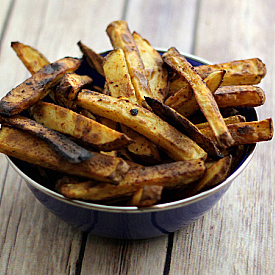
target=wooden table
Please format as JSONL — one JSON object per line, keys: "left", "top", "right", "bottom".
{"left": 0, "top": 1, "right": 274, "bottom": 274}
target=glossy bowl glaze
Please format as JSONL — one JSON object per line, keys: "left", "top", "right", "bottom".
{"left": 6, "top": 52, "right": 257, "bottom": 239}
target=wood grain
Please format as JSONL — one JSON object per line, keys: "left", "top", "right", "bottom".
{"left": 0, "top": 0, "right": 274, "bottom": 274}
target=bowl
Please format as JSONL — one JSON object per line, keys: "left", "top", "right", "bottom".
{"left": 6, "top": 51, "right": 257, "bottom": 239}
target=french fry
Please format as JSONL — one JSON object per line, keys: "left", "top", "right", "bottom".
{"left": 181, "top": 155, "right": 232, "bottom": 198}
{"left": 195, "top": 115, "right": 246, "bottom": 130}
{"left": 168, "top": 57, "right": 267, "bottom": 95}
{"left": 214, "top": 85, "right": 265, "bottom": 108}
{"left": 163, "top": 47, "right": 235, "bottom": 148}
{"left": 58, "top": 159, "right": 206, "bottom": 201}
{"left": 145, "top": 97, "right": 223, "bottom": 160}
{"left": 11, "top": 41, "right": 50, "bottom": 75}
{"left": 0, "top": 115, "right": 94, "bottom": 163}
{"left": 0, "top": 57, "right": 81, "bottom": 116}
{"left": 77, "top": 41, "right": 105, "bottom": 76}
{"left": 76, "top": 90, "right": 207, "bottom": 161}
{"left": 200, "top": 119, "right": 273, "bottom": 146}
{"left": 30, "top": 101, "right": 132, "bottom": 151}
{"left": 103, "top": 48, "right": 161, "bottom": 164}
{"left": 103, "top": 48, "right": 136, "bottom": 102}
{"left": 132, "top": 31, "right": 168, "bottom": 102}
{"left": 106, "top": 20, "right": 153, "bottom": 107}
{"left": 0, "top": 127, "right": 129, "bottom": 183}
{"left": 166, "top": 70, "right": 225, "bottom": 117}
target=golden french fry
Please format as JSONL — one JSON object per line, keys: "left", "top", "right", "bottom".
{"left": 169, "top": 57, "right": 267, "bottom": 94}
{"left": 0, "top": 127, "right": 129, "bottom": 183}
{"left": 133, "top": 31, "right": 168, "bottom": 102}
{"left": 200, "top": 119, "right": 273, "bottom": 145}
{"left": 106, "top": 20, "right": 153, "bottom": 107}
{"left": 11, "top": 41, "right": 50, "bottom": 74}
{"left": 163, "top": 47, "right": 235, "bottom": 148}
{"left": 30, "top": 101, "right": 132, "bottom": 151}
{"left": 214, "top": 85, "right": 265, "bottom": 108}
{"left": 77, "top": 90, "right": 207, "bottom": 161}
{"left": 0, "top": 57, "right": 81, "bottom": 116}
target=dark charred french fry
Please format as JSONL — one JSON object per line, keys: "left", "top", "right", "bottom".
{"left": 11, "top": 41, "right": 50, "bottom": 75}
{"left": 0, "top": 127, "right": 129, "bottom": 183}
{"left": 30, "top": 101, "right": 132, "bottom": 151}
{"left": 0, "top": 57, "right": 81, "bottom": 116}
{"left": 58, "top": 159, "right": 206, "bottom": 201}
{"left": 77, "top": 41, "right": 105, "bottom": 76}
{"left": 77, "top": 90, "right": 207, "bottom": 161}
{"left": 128, "top": 185, "right": 163, "bottom": 207}
{"left": 200, "top": 119, "right": 273, "bottom": 146}
{"left": 163, "top": 47, "right": 235, "bottom": 148}
{"left": 133, "top": 31, "right": 168, "bottom": 102}
{"left": 145, "top": 97, "right": 223, "bottom": 160}
{"left": 106, "top": 20, "right": 153, "bottom": 107}
{"left": 214, "top": 85, "right": 265, "bottom": 108}
{"left": 0, "top": 115, "right": 94, "bottom": 163}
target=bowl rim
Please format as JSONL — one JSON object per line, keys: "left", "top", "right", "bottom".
{"left": 6, "top": 51, "right": 258, "bottom": 214}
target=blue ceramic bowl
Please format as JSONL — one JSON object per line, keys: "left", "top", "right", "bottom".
{"left": 6, "top": 52, "right": 257, "bottom": 239}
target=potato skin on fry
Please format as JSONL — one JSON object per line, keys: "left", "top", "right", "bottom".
{"left": 0, "top": 57, "right": 81, "bottom": 116}
{"left": 0, "top": 127, "right": 130, "bottom": 183}
{"left": 76, "top": 90, "right": 207, "bottom": 161}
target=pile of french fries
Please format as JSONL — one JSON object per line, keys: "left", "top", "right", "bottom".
{"left": 0, "top": 20, "right": 273, "bottom": 207}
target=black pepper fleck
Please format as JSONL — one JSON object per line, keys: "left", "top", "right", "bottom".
{"left": 130, "top": 109, "right": 138, "bottom": 116}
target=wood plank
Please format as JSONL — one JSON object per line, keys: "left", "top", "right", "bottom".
{"left": 81, "top": 235, "right": 168, "bottom": 275}
{"left": 125, "top": 0, "right": 199, "bottom": 53}
{"left": 170, "top": 1, "right": 275, "bottom": 274}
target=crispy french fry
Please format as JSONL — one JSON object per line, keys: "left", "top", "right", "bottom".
{"left": 132, "top": 31, "right": 168, "bottom": 102}
{"left": 0, "top": 127, "right": 129, "bottom": 183}
{"left": 103, "top": 48, "right": 161, "bottom": 164}
{"left": 0, "top": 57, "right": 81, "bottom": 116}
{"left": 166, "top": 70, "right": 225, "bottom": 117}
{"left": 163, "top": 47, "right": 235, "bottom": 148}
{"left": 58, "top": 159, "right": 206, "bottom": 201}
{"left": 11, "top": 41, "right": 50, "bottom": 75}
{"left": 0, "top": 115, "right": 94, "bottom": 163}
{"left": 200, "top": 119, "right": 273, "bottom": 146}
{"left": 30, "top": 101, "right": 132, "bottom": 151}
{"left": 214, "top": 85, "right": 265, "bottom": 108}
{"left": 106, "top": 20, "right": 153, "bottom": 107}
{"left": 103, "top": 48, "right": 136, "bottom": 102}
{"left": 77, "top": 41, "right": 105, "bottom": 76}
{"left": 168, "top": 57, "right": 267, "bottom": 94}
{"left": 145, "top": 97, "right": 223, "bottom": 160}
{"left": 195, "top": 115, "right": 246, "bottom": 130}
{"left": 77, "top": 90, "right": 207, "bottom": 161}
{"left": 128, "top": 185, "right": 163, "bottom": 207}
